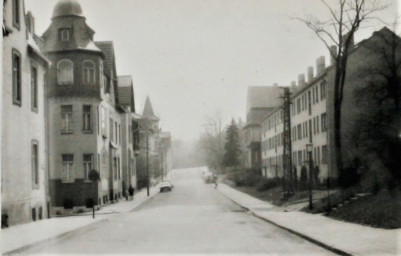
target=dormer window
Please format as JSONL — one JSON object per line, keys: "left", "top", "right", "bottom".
{"left": 83, "top": 60, "right": 95, "bottom": 84}
{"left": 59, "top": 28, "right": 70, "bottom": 41}
{"left": 57, "top": 59, "right": 74, "bottom": 84}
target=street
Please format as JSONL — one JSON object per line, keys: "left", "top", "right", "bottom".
{"left": 25, "top": 168, "right": 334, "bottom": 255}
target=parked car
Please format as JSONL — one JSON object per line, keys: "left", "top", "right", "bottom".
{"left": 160, "top": 181, "right": 173, "bottom": 192}
{"left": 203, "top": 174, "right": 213, "bottom": 184}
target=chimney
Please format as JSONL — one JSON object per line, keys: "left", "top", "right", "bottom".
{"left": 290, "top": 81, "right": 297, "bottom": 92}
{"left": 307, "top": 66, "right": 314, "bottom": 83}
{"left": 298, "top": 74, "right": 305, "bottom": 87}
{"left": 26, "top": 11, "right": 35, "bottom": 34}
{"left": 330, "top": 45, "right": 337, "bottom": 65}
{"left": 316, "top": 56, "right": 326, "bottom": 75}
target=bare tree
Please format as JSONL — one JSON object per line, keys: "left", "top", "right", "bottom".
{"left": 297, "top": 0, "right": 389, "bottom": 175}
{"left": 198, "top": 112, "right": 225, "bottom": 173}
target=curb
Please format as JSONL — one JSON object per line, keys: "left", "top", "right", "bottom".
{"left": 3, "top": 187, "right": 161, "bottom": 255}
{"left": 217, "top": 187, "right": 352, "bottom": 256}
{"left": 3, "top": 218, "right": 109, "bottom": 255}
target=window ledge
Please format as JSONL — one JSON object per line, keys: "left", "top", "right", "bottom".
{"left": 13, "top": 100, "right": 21, "bottom": 107}
{"left": 82, "top": 130, "right": 93, "bottom": 134}
{"left": 61, "top": 131, "right": 73, "bottom": 135}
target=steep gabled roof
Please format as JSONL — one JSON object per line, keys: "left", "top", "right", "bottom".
{"left": 142, "top": 96, "right": 159, "bottom": 121}
{"left": 117, "top": 75, "right": 135, "bottom": 112}
{"left": 246, "top": 86, "right": 283, "bottom": 114}
{"left": 95, "top": 41, "right": 119, "bottom": 105}
{"left": 94, "top": 41, "right": 116, "bottom": 78}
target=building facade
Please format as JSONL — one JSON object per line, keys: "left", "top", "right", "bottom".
{"left": 2, "top": 0, "right": 50, "bottom": 226}
{"left": 243, "top": 86, "right": 283, "bottom": 170}
{"left": 261, "top": 58, "right": 332, "bottom": 184}
{"left": 41, "top": 0, "right": 126, "bottom": 214}
{"left": 259, "top": 28, "right": 401, "bottom": 186}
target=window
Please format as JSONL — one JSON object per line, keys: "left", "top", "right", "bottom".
{"left": 12, "top": 0, "right": 20, "bottom": 29}
{"left": 83, "top": 154, "right": 93, "bottom": 181}
{"left": 320, "top": 81, "right": 326, "bottom": 100}
{"left": 57, "top": 59, "right": 73, "bottom": 84}
{"left": 38, "top": 207, "right": 43, "bottom": 220}
{"left": 32, "top": 208, "right": 36, "bottom": 221}
{"left": 12, "top": 49, "right": 21, "bottom": 105}
{"left": 322, "top": 145, "right": 328, "bottom": 164}
{"left": 59, "top": 28, "right": 70, "bottom": 41}
{"left": 115, "top": 122, "right": 118, "bottom": 144}
{"left": 31, "top": 66, "right": 38, "bottom": 111}
{"left": 32, "top": 141, "right": 39, "bottom": 188}
{"left": 321, "top": 113, "right": 327, "bottom": 132}
{"left": 317, "top": 115, "right": 320, "bottom": 133}
{"left": 62, "top": 154, "right": 74, "bottom": 182}
{"left": 312, "top": 88, "right": 315, "bottom": 104}
{"left": 308, "top": 91, "right": 312, "bottom": 115}
{"left": 82, "top": 105, "right": 92, "bottom": 132}
{"left": 298, "top": 151, "right": 302, "bottom": 165}
{"left": 101, "top": 106, "right": 107, "bottom": 137}
{"left": 83, "top": 60, "right": 95, "bottom": 84}
{"left": 297, "top": 124, "right": 302, "bottom": 140}
{"left": 99, "top": 62, "right": 104, "bottom": 87}
{"left": 313, "top": 117, "right": 316, "bottom": 135}
{"left": 315, "top": 86, "right": 319, "bottom": 103}
{"left": 110, "top": 118, "right": 114, "bottom": 142}
{"left": 61, "top": 105, "right": 73, "bottom": 133}
{"left": 113, "top": 157, "right": 117, "bottom": 180}
{"left": 297, "top": 98, "right": 301, "bottom": 114}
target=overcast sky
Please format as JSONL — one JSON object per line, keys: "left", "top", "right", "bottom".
{"left": 25, "top": 0, "right": 398, "bottom": 143}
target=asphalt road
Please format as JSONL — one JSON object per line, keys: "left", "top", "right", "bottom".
{"left": 25, "top": 167, "right": 334, "bottom": 255}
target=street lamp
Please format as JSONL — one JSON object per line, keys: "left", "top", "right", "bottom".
{"left": 145, "top": 131, "right": 150, "bottom": 197}
{"left": 306, "top": 143, "right": 313, "bottom": 210}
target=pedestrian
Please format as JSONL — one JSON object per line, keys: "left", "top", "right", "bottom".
{"left": 128, "top": 185, "right": 135, "bottom": 200}
{"left": 213, "top": 174, "right": 218, "bottom": 189}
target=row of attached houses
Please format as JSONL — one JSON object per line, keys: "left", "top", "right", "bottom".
{"left": 2, "top": 0, "right": 172, "bottom": 227}
{"left": 244, "top": 27, "right": 401, "bottom": 185}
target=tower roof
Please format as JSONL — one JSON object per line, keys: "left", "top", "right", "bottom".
{"left": 142, "top": 97, "right": 159, "bottom": 121}
{"left": 52, "top": 0, "right": 84, "bottom": 19}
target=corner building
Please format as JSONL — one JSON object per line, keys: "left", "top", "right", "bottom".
{"left": 2, "top": 0, "right": 50, "bottom": 226}
{"left": 42, "top": 0, "right": 123, "bottom": 214}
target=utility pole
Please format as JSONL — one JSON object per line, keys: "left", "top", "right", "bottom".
{"left": 146, "top": 132, "right": 150, "bottom": 196}
{"left": 281, "top": 87, "right": 293, "bottom": 197}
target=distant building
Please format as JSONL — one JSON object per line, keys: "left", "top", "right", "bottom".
{"left": 2, "top": 0, "right": 50, "bottom": 226}
{"left": 261, "top": 58, "right": 330, "bottom": 182}
{"left": 243, "top": 86, "right": 282, "bottom": 170}
{"left": 260, "top": 27, "right": 401, "bottom": 185}
{"left": 137, "top": 97, "right": 161, "bottom": 188}
{"left": 117, "top": 75, "right": 140, "bottom": 195}
{"left": 159, "top": 132, "right": 172, "bottom": 180}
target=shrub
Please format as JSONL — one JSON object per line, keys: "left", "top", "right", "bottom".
{"left": 227, "top": 168, "right": 262, "bottom": 187}
{"left": 256, "top": 178, "right": 282, "bottom": 191}
{"left": 338, "top": 166, "right": 361, "bottom": 189}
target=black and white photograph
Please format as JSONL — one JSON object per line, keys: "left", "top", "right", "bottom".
{"left": 1, "top": 0, "right": 401, "bottom": 255}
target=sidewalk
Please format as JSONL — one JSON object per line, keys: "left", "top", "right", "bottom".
{"left": 218, "top": 183, "right": 401, "bottom": 256}
{"left": 1, "top": 185, "right": 160, "bottom": 255}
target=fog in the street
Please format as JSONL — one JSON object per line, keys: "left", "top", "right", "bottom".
{"left": 23, "top": 168, "right": 334, "bottom": 255}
